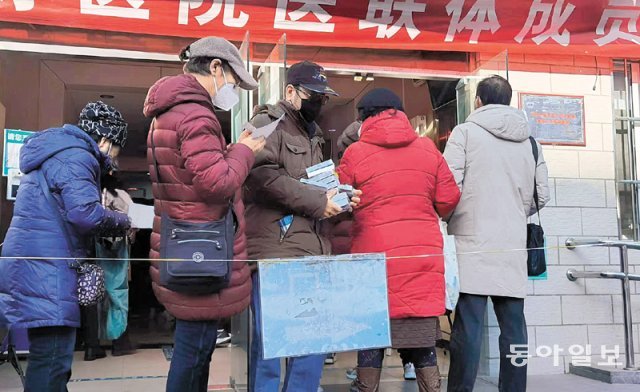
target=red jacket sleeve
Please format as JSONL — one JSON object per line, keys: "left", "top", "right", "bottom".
{"left": 434, "top": 154, "right": 461, "bottom": 219}
{"left": 336, "top": 145, "right": 356, "bottom": 187}
{"left": 178, "top": 113, "right": 255, "bottom": 201}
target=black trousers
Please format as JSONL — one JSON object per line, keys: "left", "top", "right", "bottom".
{"left": 448, "top": 294, "right": 527, "bottom": 392}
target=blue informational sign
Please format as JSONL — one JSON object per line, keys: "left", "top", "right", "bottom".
{"left": 258, "top": 253, "right": 391, "bottom": 360}
{"left": 3, "top": 129, "right": 33, "bottom": 176}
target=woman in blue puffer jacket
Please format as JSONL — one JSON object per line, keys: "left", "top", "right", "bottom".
{"left": 0, "top": 101, "right": 131, "bottom": 391}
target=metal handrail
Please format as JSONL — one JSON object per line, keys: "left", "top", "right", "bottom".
{"left": 565, "top": 238, "right": 638, "bottom": 370}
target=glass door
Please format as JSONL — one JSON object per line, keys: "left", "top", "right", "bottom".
{"left": 231, "top": 32, "right": 251, "bottom": 143}
{"left": 614, "top": 60, "right": 640, "bottom": 240}
{"left": 229, "top": 34, "right": 287, "bottom": 392}
{"left": 456, "top": 50, "right": 509, "bottom": 124}
{"left": 257, "top": 34, "right": 287, "bottom": 106}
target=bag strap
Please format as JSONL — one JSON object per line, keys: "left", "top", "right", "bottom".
{"left": 36, "top": 169, "right": 77, "bottom": 264}
{"left": 529, "top": 136, "right": 541, "bottom": 223}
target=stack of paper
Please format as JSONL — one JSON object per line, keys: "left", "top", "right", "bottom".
{"left": 302, "top": 160, "right": 354, "bottom": 213}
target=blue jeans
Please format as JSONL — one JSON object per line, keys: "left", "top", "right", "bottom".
{"left": 249, "top": 273, "right": 325, "bottom": 391}
{"left": 166, "top": 319, "right": 219, "bottom": 392}
{"left": 26, "top": 326, "right": 76, "bottom": 392}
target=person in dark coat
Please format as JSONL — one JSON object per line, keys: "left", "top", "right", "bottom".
{"left": 143, "top": 36, "right": 264, "bottom": 392}
{"left": 244, "top": 61, "right": 360, "bottom": 392}
{"left": 0, "top": 101, "right": 131, "bottom": 391}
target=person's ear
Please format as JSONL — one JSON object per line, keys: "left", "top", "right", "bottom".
{"left": 475, "top": 96, "right": 483, "bottom": 109}
{"left": 209, "top": 59, "right": 222, "bottom": 75}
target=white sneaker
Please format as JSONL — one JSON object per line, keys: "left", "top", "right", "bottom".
{"left": 215, "top": 329, "right": 232, "bottom": 346}
{"left": 346, "top": 367, "right": 357, "bottom": 380}
{"left": 404, "top": 363, "right": 417, "bottom": 380}
{"left": 317, "top": 387, "right": 324, "bottom": 392}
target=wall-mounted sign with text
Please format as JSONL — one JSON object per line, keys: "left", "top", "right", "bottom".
{"left": 3, "top": 129, "right": 33, "bottom": 177}
{"left": 520, "top": 93, "right": 585, "bottom": 147}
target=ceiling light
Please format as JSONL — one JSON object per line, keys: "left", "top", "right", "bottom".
{"left": 353, "top": 73, "right": 363, "bottom": 82}
{"left": 365, "top": 73, "right": 375, "bottom": 82}
{"left": 100, "top": 94, "right": 115, "bottom": 99}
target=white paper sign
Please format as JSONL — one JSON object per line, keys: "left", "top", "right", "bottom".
{"left": 245, "top": 114, "right": 285, "bottom": 140}
{"left": 128, "top": 203, "right": 154, "bottom": 229}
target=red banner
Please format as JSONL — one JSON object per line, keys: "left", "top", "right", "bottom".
{"left": 0, "top": 0, "right": 639, "bottom": 57}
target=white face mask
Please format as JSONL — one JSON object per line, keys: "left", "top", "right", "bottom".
{"left": 211, "top": 68, "right": 239, "bottom": 111}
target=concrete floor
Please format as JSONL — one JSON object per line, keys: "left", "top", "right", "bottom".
{"left": 1, "top": 349, "right": 639, "bottom": 391}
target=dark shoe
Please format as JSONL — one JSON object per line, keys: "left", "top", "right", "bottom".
{"left": 416, "top": 366, "right": 441, "bottom": 392}
{"left": 112, "top": 332, "right": 137, "bottom": 357}
{"left": 84, "top": 346, "right": 106, "bottom": 361}
{"left": 112, "top": 347, "right": 137, "bottom": 357}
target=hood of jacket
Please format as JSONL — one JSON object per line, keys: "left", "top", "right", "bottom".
{"left": 467, "top": 104, "right": 530, "bottom": 142}
{"left": 337, "top": 121, "right": 361, "bottom": 155}
{"left": 143, "top": 74, "right": 214, "bottom": 118}
{"left": 360, "top": 109, "right": 417, "bottom": 148}
{"left": 20, "top": 125, "right": 104, "bottom": 174}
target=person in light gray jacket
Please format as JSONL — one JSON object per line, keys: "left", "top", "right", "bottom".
{"left": 443, "top": 75, "right": 549, "bottom": 392}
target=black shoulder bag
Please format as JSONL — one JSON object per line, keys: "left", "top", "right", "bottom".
{"left": 527, "top": 137, "right": 547, "bottom": 277}
{"left": 150, "top": 119, "right": 236, "bottom": 295}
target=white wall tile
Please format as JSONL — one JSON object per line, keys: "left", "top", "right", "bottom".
{"left": 605, "top": 180, "right": 617, "bottom": 208}
{"left": 579, "top": 151, "right": 615, "bottom": 180}
{"left": 559, "top": 243, "right": 610, "bottom": 265}
{"left": 539, "top": 208, "right": 582, "bottom": 236}
{"left": 584, "top": 95, "right": 614, "bottom": 124}
{"left": 536, "top": 325, "right": 589, "bottom": 352}
{"left": 562, "top": 295, "right": 613, "bottom": 324}
{"left": 543, "top": 150, "right": 579, "bottom": 178}
{"left": 581, "top": 208, "right": 619, "bottom": 237}
{"left": 525, "top": 295, "right": 562, "bottom": 326}
{"left": 534, "top": 266, "right": 586, "bottom": 295}
{"left": 555, "top": 179, "right": 606, "bottom": 207}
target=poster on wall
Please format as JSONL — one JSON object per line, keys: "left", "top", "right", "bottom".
{"left": 520, "top": 94, "right": 585, "bottom": 146}
{"left": 258, "top": 253, "right": 391, "bottom": 359}
{"left": 3, "top": 129, "right": 33, "bottom": 176}
{"left": 6, "top": 169, "right": 23, "bottom": 201}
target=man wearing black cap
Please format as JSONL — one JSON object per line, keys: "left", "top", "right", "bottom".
{"left": 244, "top": 61, "right": 342, "bottom": 391}
{"left": 0, "top": 101, "right": 131, "bottom": 391}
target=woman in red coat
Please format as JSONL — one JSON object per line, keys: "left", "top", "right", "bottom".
{"left": 337, "top": 89, "right": 460, "bottom": 392}
{"left": 143, "top": 37, "right": 265, "bottom": 391}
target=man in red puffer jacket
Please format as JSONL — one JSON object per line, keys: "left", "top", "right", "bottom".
{"left": 143, "top": 36, "right": 265, "bottom": 391}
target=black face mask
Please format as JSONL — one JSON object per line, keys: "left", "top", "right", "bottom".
{"left": 299, "top": 98, "right": 323, "bottom": 123}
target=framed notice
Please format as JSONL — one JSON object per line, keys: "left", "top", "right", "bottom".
{"left": 519, "top": 93, "right": 585, "bottom": 146}
{"left": 258, "top": 253, "right": 391, "bottom": 359}
{"left": 3, "top": 129, "right": 33, "bottom": 176}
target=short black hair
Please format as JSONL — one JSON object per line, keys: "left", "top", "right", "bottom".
{"left": 358, "top": 107, "right": 404, "bottom": 122}
{"left": 476, "top": 75, "right": 512, "bottom": 106}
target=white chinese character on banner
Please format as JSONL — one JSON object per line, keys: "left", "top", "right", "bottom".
{"left": 2, "top": 0, "right": 34, "bottom": 12}
{"left": 514, "top": 0, "right": 575, "bottom": 46}
{"left": 594, "top": 0, "right": 640, "bottom": 46}
{"left": 178, "top": 0, "right": 248, "bottom": 28}
{"left": 446, "top": 0, "right": 501, "bottom": 44}
{"left": 359, "top": 0, "right": 427, "bottom": 40}
{"left": 274, "top": 0, "right": 336, "bottom": 33}
{"left": 80, "top": 0, "right": 149, "bottom": 20}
